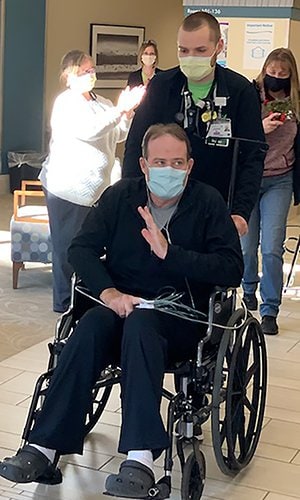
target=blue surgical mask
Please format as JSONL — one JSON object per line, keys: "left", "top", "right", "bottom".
{"left": 146, "top": 165, "right": 188, "bottom": 199}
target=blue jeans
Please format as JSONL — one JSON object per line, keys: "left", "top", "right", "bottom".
{"left": 241, "top": 171, "right": 293, "bottom": 318}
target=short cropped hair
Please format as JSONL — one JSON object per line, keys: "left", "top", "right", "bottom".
{"left": 60, "top": 49, "right": 94, "bottom": 86}
{"left": 142, "top": 123, "right": 192, "bottom": 159}
{"left": 181, "top": 11, "right": 221, "bottom": 43}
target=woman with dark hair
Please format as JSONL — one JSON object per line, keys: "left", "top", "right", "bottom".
{"left": 241, "top": 47, "right": 300, "bottom": 335}
{"left": 40, "top": 49, "right": 144, "bottom": 313}
{"left": 127, "top": 40, "right": 162, "bottom": 88}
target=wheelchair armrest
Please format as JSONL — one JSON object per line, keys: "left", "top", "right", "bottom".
{"left": 192, "top": 286, "right": 237, "bottom": 379}
{"left": 205, "top": 287, "right": 237, "bottom": 341}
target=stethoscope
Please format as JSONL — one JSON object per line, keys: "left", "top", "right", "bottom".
{"left": 175, "top": 82, "right": 225, "bottom": 138}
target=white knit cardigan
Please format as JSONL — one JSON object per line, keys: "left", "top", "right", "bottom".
{"left": 40, "top": 89, "right": 131, "bottom": 206}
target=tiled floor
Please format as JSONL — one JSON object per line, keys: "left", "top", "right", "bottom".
{"left": 0, "top": 212, "right": 299, "bottom": 499}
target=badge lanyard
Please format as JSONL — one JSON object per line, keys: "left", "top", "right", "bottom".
{"left": 176, "top": 84, "right": 231, "bottom": 147}
{"left": 204, "top": 93, "right": 231, "bottom": 148}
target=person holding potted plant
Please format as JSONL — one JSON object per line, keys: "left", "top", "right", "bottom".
{"left": 241, "top": 47, "right": 300, "bottom": 335}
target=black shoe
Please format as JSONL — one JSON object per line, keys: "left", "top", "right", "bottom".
{"left": 243, "top": 294, "right": 258, "bottom": 311}
{"left": 261, "top": 315, "right": 279, "bottom": 335}
{"left": 0, "top": 445, "right": 62, "bottom": 484}
{"left": 104, "top": 460, "right": 155, "bottom": 498}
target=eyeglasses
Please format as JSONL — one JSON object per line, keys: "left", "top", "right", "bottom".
{"left": 77, "top": 67, "right": 96, "bottom": 76}
{"left": 84, "top": 67, "right": 96, "bottom": 74}
{"left": 143, "top": 39, "right": 157, "bottom": 46}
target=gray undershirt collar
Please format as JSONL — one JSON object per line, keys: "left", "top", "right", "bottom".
{"left": 147, "top": 196, "right": 179, "bottom": 231}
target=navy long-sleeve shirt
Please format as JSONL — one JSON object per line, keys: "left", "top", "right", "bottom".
{"left": 69, "top": 177, "right": 244, "bottom": 313}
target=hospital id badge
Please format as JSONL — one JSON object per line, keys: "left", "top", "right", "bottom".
{"left": 205, "top": 118, "right": 231, "bottom": 147}
{"left": 206, "top": 118, "right": 232, "bottom": 139}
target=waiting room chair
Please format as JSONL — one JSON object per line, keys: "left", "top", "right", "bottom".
{"left": 10, "top": 180, "right": 52, "bottom": 289}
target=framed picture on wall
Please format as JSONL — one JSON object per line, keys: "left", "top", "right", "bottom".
{"left": 90, "top": 24, "right": 145, "bottom": 88}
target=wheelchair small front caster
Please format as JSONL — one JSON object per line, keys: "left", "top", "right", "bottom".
{"left": 181, "top": 449, "right": 206, "bottom": 500}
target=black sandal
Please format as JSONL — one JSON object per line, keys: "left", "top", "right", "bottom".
{"left": 104, "top": 460, "right": 155, "bottom": 498}
{"left": 0, "top": 444, "right": 62, "bottom": 484}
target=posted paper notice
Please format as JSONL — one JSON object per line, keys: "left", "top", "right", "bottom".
{"left": 243, "top": 22, "right": 274, "bottom": 70}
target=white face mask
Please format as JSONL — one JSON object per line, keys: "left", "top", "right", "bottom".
{"left": 141, "top": 54, "right": 156, "bottom": 67}
{"left": 178, "top": 55, "right": 215, "bottom": 81}
{"left": 68, "top": 72, "right": 96, "bottom": 94}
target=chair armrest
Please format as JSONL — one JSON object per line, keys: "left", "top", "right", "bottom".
{"left": 13, "top": 189, "right": 48, "bottom": 224}
{"left": 20, "top": 180, "right": 42, "bottom": 204}
{"left": 21, "top": 179, "right": 42, "bottom": 190}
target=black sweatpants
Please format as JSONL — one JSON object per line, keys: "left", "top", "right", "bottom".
{"left": 29, "top": 305, "right": 201, "bottom": 457}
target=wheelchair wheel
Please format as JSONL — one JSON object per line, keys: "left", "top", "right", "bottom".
{"left": 181, "top": 449, "right": 205, "bottom": 500}
{"left": 211, "top": 310, "right": 267, "bottom": 475}
{"left": 84, "top": 367, "right": 121, "bottom": 435}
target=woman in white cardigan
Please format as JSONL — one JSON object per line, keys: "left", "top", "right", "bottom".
{"left": 40, "top": 49, "right": 144, "bottom": 312}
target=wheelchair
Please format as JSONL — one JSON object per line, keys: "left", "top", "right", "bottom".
{"left": 21, "top": 274, "right": 267, "bottom": 500}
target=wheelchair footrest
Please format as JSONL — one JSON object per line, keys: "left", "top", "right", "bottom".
{"left": 146, "top": 477, "right": 171, "bottom": 499}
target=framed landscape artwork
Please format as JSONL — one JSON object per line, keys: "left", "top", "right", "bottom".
{"left": 90, "top": 24, "right": 145, "bottom": 88}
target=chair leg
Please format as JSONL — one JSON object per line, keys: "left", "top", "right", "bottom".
{"left": 12, "top": 261, "right": 24, "bottom": 289}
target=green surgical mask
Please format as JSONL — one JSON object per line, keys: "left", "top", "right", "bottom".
{"left": 179, "top": 55, "right": 215, "bottom": 81}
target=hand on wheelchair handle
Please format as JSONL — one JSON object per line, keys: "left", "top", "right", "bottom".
{"left": 231, "top": 214, "right": 248, "bottom": 236}
{"left": 99, "top": 287, "right": 141, "bottom": 317}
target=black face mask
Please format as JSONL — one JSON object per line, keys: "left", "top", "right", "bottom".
{"left": 264, "top": 74, "right": 290, "bottom": 93}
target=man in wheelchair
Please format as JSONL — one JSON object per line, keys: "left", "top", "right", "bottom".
{"left": 0, "top": 124, "right": 244, "bottom": 498}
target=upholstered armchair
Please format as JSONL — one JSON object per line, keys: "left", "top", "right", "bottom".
{"left": 10, "top": 180, "right": 52, "bottom": 288}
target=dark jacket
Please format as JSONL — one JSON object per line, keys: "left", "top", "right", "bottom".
{"left": 127, "top": 68, "right": 162, "bottom": 88}
{"left": 69, "top": 178, "right": 243, "bottom": 313}
{"left": 123, "top": 65, "right": 266, "bottom": 222}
